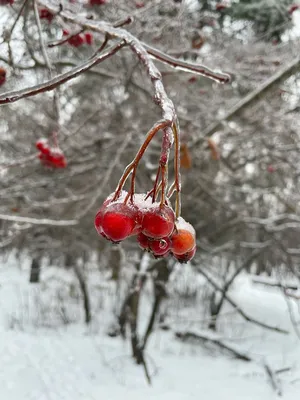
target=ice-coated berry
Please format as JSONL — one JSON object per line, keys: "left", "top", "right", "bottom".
{"left": 102, "top": 204, "right": 137, "bottom": 242}
{"left": 171, "top": 217, "right": 196, "bottom": 255}
{"left": 174, "top": 246, "right": 196, "bottom": 263}
{"left": 137, "top": 232, "right": 150, "bottom": 250}
{"left": 95, "top": 193, "right": 139, "bottom": 243}
{"left": 149, "top": 236, "right": 171, "bottom": 256}
{"left": 141, "top": 204, "right": 175, "bottom": 239}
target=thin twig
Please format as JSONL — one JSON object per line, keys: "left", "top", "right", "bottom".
{"left": 0, "top": 213, "right": 77, "bottom": 226}
{"left": 0, "top": 41, "right": 126, "bottom": 105}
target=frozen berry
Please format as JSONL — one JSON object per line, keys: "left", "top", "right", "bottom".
{"left": 141, "top": 204, "right": 175, "bottom": 239}
{"left": 95, "top": 193, "right": 139, "bottom": 243}
{"left": 171, "top": 218, "right": 196, "bottom": 255}
{"left": 102, "top": 204, "right": 137, "bottom": 242}
{"left": 149, "top": 236, "right": 171, "bottom": 257}
{"left": 174, "top": 246, "right": 196, "bottom": 263}
{"left": 137, "top": 232, "right": 150, "bottom": 250}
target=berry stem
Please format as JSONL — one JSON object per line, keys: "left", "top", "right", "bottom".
{"left": 172, "top": 121, "right": 182, "bottom": 218}
{"left": 151, "top": 166, "right": 161, "bottom": 203}
{"left": 48, "top": 28, "right": 85, "bottom": 48}
{"left": 113, "top": 120, "right": 169, "bottom": 200}
{"left": 159, "top": 127, "right": 172, "bottom": 208}
{"left": 167, "top": 181, "right": 176, "bottom": 198}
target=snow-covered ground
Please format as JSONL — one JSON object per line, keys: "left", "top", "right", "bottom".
{"left": 1, "top": 257, "right": 300, "bottom": 400}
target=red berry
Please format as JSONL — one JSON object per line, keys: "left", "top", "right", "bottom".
{"left": 0, "top": 67, "right": 6, "bottom": 86}
{"left": 267, "top": 165, "right": 275, "bottom": 173}
{"left": 141, "top": 204, "right": 175, "bottom": 239}
{"left": 95, "top": 193, "right": 139, "bottom": 243}
{"left": 102, "top": 204, "right": 137, "bottom": 243}
{"left": 174, "top": 246, "right": 196, "bottom": 264}
{"left": 171, "top": 218, "right": 196, "bottom": 255}
{"left": 69, "top": 34, "right": 85, "bottom": 47}
{"left": 135, "top": 2, "right": 145, "bottom": 8}
{"left": 89, "top": 0, "right": 106, "bottom": 5}
{"left": 39, "top": 9, "right": 54, "bottom": 22}
{"left": 38, "top": 145, "right": 67, "bottom": 169}
{"left": 149, "top": 236, "right": 171, "bottom": 256}
{"left": 84, "top": 32, "right": 93, "bottom": 45}
{"left": 137, "top": 232, "right": 150, "bottom": 250}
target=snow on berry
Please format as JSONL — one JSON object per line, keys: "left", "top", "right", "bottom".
{"left": 171, "top": 217, "right": 196, "bottom": 255}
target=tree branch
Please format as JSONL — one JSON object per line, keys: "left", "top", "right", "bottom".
{"left": 0, "top": 41, "right": 126, "bottom": 105}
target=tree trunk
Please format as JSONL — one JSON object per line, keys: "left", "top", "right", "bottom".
{"left": 73, "top": 263, "right": 92, "bottom": 324}
{"left": 208, "top": 291, "right": 224, "bottom": 331}
{"left": 109, "top": 247, "right": 122, "bottom": 281}
{"left": 29, "top": 257, "right": 40, "bottom": 283}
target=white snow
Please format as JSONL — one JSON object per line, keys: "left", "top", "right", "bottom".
{"left": 1, "top": 257, "right": 300, "bottom": 400}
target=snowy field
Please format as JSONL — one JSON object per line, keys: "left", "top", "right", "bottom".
{"left": 1, "top": 256, "right": 300, "bottom": 400}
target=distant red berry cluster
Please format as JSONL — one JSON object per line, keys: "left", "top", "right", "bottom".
{"left": 0, "top": 0, "right": 14, "bottom": 5}
{"left": 95, "top": 191, "right": 196, "bottom": 263}
{"left": 36, "top": 139, "right": 67, "bottom": 168}
{"left": 289, "top": 4, "right": 300, "bottom": 14}
{"left": 63, "top": 30, "right": 93, "bottom": 47}
{"left": 39, "top": 8, "right": 54, "bottom": 23}
{"left": 89, "top": 0, "right": 106, "bottom": 5}
{"left": 215, "top": 2, "right": 228, "bottom": 11}
{"left": 135, "top": 2, "right": 145, "bottom": 8}
{"left": 0, "top": 67, "right": 6, "bottom": 86}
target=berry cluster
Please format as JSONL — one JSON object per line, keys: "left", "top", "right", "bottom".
{"left": 89, "top": 0, "right": 106, "bottom": 5}
{"left": 63, "top": 30, "right": 93, "bottom": 47}
{"left": 135, "top": 2, "right": 145, "bottom": 8}
{"left": 36, "top": 139, "right": 67, "bottom": 168}
{"left": 39, "top": 8, "right": 54, "bottom": 23}
{"left": 94, "top": 191, "right": 196, "bottom": 263}
{"left": 0, "top": 67, "right": 6, "bottom": 87}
